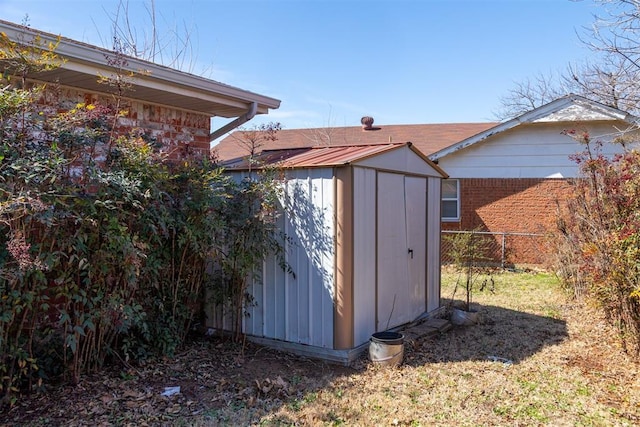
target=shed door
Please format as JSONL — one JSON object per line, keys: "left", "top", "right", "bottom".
{"left": 376, "top": 172, "right": 427, "bottom": 330}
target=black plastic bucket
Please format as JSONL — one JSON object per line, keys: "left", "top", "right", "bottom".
{"left": 369, "top": 331, "right": 404, "bottom": 366}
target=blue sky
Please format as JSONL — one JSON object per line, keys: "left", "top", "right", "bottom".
{"left": 0, "top": 0, "right": 600, "bottom": 133}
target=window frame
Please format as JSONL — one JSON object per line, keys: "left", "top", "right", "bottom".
{"left": 441, "top": 178, "right": 460, "bottom": 222}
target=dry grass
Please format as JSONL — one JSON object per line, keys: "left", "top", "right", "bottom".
{"left": 4, "top": 269, "right": 639, "bottom": 426}
{"left": 246, "top": 269, "right": 639, "bottom": 426}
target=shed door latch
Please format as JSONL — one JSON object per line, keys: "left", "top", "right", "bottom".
{"left": 408, "top": 248, "right": 414, "bottom": 259}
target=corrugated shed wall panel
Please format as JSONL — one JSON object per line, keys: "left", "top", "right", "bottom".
{"left": 283, "top": 208, "right": 297, "bottom": 342}
{"left": 352, "top": 167, "right": 377, "bottom": 346}
{"left": 274, "top": 211, "right": 287, "bottom": 340}
{"left": 261, "top": 211, "right": 287, "bottom": 339}
{"left": 206, "top": 297, "right": 233, "bottom": 331}
{"left": 427, "top": 177, "right": 442, "bottom": 312}
{"left": 246, "top": 268, "right": 264, "bottom": 335}
{"left": 248, "top": 168, "right": 335, "bottom": 347}
{"left": 290, "top": 215, "right": 310, "bottom": 343}
{"left": 311, "top": 172, "right": 335, "bottom": 347}
{"left": 285, "top": 170, "right": 315, "bottom": 345}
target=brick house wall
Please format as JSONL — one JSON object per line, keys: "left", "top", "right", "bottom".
{"left": 442, "top": 178, "right": 574, "bottom": 265}
{"left": 39, "top": 86, "right": 211, "bottom": 158}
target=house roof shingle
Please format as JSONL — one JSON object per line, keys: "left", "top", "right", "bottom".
{"left": 213, "top": 122, "right": 498, "bottom": 162}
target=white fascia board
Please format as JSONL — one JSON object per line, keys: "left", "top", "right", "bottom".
{"left": 60, "top": 60, "right": 250, "bottom": 110}
{"left": 429, "top": 120, "right": 519, "bottom": 161}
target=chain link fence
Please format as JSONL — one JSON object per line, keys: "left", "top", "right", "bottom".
{"left": 441, "top": 230, "right": 548, "bottom": 267}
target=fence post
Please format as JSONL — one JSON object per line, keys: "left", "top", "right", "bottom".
{"left": 501, "top": 232, "right": 506, "bottom": 268}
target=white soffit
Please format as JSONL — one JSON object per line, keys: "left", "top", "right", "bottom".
{"left": 532, "top": 102, "right": 626, "bottom": 123}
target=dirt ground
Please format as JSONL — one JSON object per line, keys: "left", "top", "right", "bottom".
{"left": 2, "top": 336, "right": 357, "bottom": 426}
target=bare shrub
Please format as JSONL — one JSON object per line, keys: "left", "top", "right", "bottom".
{"left": 551, "top": 130, "right": 640, "bottom": 357}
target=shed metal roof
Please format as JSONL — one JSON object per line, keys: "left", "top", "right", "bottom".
{"left": 222, "top": 142, "right": 447, "bottom": 177}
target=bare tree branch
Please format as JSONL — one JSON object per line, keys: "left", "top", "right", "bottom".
{"left": 493, "top": 71, "right": 566, "bottom": 120}
{"left": 95, "top": 0, "right": 200, "bottom": 74}
{"left": 232, "top": 122, "right": 282, "bottom": 159}
{"left": 496, "top": 0, "right": 640, "bottom": 120}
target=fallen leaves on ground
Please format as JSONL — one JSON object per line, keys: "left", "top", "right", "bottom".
{"left": 2, "top": 271, "right": 640, "bottom": 426}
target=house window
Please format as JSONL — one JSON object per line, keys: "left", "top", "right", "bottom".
{"left": 442, "top": 179, "right": 459, "bottom": 221}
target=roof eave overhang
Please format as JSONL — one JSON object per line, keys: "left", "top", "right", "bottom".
{"left": 429, "top": 94, "right": 637, "bottom": 161}
{"left": 406, "top": 142, "right": 449, "bottom": 178}
{"left": 0, "top": 19, "right": 281, "bottom": 118}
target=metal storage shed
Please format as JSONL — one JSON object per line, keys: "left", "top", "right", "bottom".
{"left": 212, "top": 142, "right": 447, "bottom": 364}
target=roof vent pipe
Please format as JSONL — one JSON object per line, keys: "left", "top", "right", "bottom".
{"left": 361, "top": 116, "right": 374, "bottom": 130}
